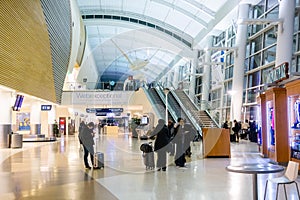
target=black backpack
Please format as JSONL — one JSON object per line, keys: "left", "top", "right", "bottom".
{"left": 140, "top": 143, "right": 153, "bottom": 153}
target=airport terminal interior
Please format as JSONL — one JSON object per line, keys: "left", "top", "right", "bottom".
{"left": 1, "top": 0, "right": 300, "bottom": 199}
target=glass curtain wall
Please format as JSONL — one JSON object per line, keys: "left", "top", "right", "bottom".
{"left": 195, "top": 0, "right": 282, "bottom": 125}
{"left": 292, "top": 0, "right": 300, "bottom": 74}
{"left": 244, "top": 1, "right": 278, "bottom": 121}
{"left": 193, "top": 0, "right": 300, "bottom": 124}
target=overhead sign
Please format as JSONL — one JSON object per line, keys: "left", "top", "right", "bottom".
{"left": 86, "top": 108, "right": 123, "bottom": 114}
{"left": 95, "top": 108, "right": 123, "bottom": 113}
{"left": 64, "top": 91, "right": 135, "bottom": 105}
{"left": 86, "top": 108, "right": 96, "bottom": 113}
{"left": 95, "top": 112, "right": 108, "bottom": 116}
{"left": 41, "top": 105, "right": 52, "bottom": 111}
{"left": 266, "top": 62, "right": 289, "bottom": 84}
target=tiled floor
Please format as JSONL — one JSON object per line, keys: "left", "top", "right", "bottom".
{"left": 0, "top": 133, "right": 299, "bottom": 200}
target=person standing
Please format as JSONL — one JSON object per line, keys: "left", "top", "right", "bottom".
{"left": 232, "top": 120, "right": 241, "bottom": 142}
{"left": 173, "top": 118, "right": 187, "bottom": 168}
{"left": 78, "top": 122, "right": 99, "bottom": 169}
{"left": 167, "top": 120, "right": 174, "bottom": 138}
{"left": 150, "top": 119, "right": 170, "bottom": 171}
{"left": 241, "top": 119, "right": 250, "bottom": 140}
{"left": 97, "top": 120, "right": 102, "bottom": 135}
{"left": 79, "top": 120, "right": 85, "bottom": 134}
{"left": 53, "top": 120, "right": 59, "bottom": 137}
{"left": 222, "top": 121, "right": 229, "bottom": 129}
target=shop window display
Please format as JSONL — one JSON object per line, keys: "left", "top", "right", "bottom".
{"left": 266, "top": 101, "right": 275, "bottom": 151}
{"left": 289, "top": 95, "right": 300, "bottom": 160}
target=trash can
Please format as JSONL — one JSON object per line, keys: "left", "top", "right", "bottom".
{"left": 11, "top": 134, "right": 23, "bottom": 148}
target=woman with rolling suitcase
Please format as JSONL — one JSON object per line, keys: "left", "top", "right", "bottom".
{"left": 149, "top": 119, "right": 170, "bottom": 171}
{"left": 78, "top": 122, "right": 100, "bottom": 170}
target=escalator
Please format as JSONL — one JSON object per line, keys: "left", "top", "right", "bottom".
{"left": 145, "top": 87, "right": 174, "bottom": 121}
{"left": 144, "top": 86, "right": 202, "bottom": 139}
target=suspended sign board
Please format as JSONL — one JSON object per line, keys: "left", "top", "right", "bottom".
{"left": 62, "top": 91, "right": 135, "bottom": 105}
{"left": 41, "top": 105, "right": 52, "bottom": 111}
{"left": 266, "top": 62, "right": 289, "bottom": 84}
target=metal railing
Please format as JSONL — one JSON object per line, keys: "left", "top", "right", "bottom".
{"left": 155, "top": 84, "right": 202, "bottom": 135}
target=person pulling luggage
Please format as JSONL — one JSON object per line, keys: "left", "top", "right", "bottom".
{"left": 149, "top": 119, "right": 170, "bottom": 171}
{"left": 78, "top": 122, "right": 100, "bottom": 170}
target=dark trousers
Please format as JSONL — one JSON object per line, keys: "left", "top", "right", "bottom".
{"left": 234, "top": 132, "right": 239, "bottom": 142}
{"left": 175, "top": 143, "right": 186, "bottom": 167}
{"left": 156, "top": 149, "right": 167, "bottom": 170}
{"left": 83, "top": 145, "right": 94, "bottom": 167}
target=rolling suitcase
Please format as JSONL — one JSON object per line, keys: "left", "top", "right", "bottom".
{"left": 94, "top": 152, "right": 104, "bottom": 169}
{"left": 140, "top": 142, "right": 155, "bottom": 170}
{"left": 142, "top": 152, "right": 154, "bottom": 170}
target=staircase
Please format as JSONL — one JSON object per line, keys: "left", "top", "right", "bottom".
{"left": 173, "top": 90, "right": 219, "bottom": 128}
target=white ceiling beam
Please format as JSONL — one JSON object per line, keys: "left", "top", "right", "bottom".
{"left": 183, "top": 0, "right": 215, "bottom": 19}
{"left": 193, "top": 0, "right": 239, "bottom": 46}
{"left": 81, "top": 9, "right": 193, "bottom": 42}
{"left": 150, "top": 0, "right": 208, "bottom": 28}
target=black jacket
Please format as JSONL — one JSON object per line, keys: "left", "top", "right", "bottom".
{"left": 150, "top": 119, "right": 170, "bottom": 151}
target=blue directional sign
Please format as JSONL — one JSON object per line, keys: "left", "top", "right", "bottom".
{"left": 41, "top": 105, "right": 52, "bottom": 111}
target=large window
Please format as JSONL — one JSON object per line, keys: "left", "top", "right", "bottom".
{"left": 252, "top": 1, "right": 265, "bottom": 19}
{"left": 248, "top": 71, "right": 260, "bottom": 88}
{"left": 266, "top": 0, "right": 278, "bottom": 10}
{"left": 226, "top": 53, "right": 234, "bottom": 65}
{"left": 264, "top": 29, "right": 277, "bottom": 47}
{"left": 249, "top": 53, "right": 262, "bottom": 70}
{"left": 265, "top": 5, "right": 279, "bottom": 20}
{"left": 250, "top": 35, "right": 263, "bottom": 54}
{"left": 262, "top": 46, "right": 276, "bottom": 65}
{"left": 295, "top": 56, "right": 300, "bottom": 73}
{"left": 225, "top": 66, "right": 233, "bottom": 79}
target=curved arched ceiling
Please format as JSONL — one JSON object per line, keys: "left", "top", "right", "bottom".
{"left": 76, "top": 0, "right": 251, "bottom": 84}
{"left": 84, "top": 27, "right": 193, "bottom": 82}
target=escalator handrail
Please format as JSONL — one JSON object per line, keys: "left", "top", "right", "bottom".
{"left": 142, "top": 87, "right": 164, "bottom": 119}
{"left": 156, "top": 84, "right": 202, "bottom": 135}
{"left": 169, "top": 89, "right": 203, "bottom": 135}
{"left": 154, "top": 86, "right": 178, "bottom": 122}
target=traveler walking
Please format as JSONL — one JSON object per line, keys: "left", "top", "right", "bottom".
{"left": 150, "top": 119, "right": 170, "bottom": 171}
{"left": 78, "top": 122, "right": 100, "bottom": 169}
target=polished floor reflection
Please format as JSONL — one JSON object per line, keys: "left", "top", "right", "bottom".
{"left": 0, "top": 133, "right": 299, "bottom": 200}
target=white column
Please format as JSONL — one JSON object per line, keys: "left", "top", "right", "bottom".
{"left": 275, "top": 0, "right": 295, "bottom": 66}
{"left": 48, "top": 106, "right": 57, "bottom": 137}
{"left": 201, "top": 36, "right": 213, "bottom": 110}
{"left": 0, "top": 92, "right": 13, "bottom": 148}
{"left": 30, "top": 103, "right": 41, "bottom": 135}
{"left": 173, "top": 66, "right": 180, "bottom": 89}
{"left": 167, "top": 72, "right": 171, "bottom": 88}
{"left": 189, "top": 50, "right": 198, "bottom": 100}
{"left": 231, "top": 3, "right": 249, "bottom": 121}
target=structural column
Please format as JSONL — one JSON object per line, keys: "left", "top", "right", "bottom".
{"left": 173, "top": 65, "right": 180, "bottom": 89}
{"left": 201, "top": 36, "right": 213, "bottom": 110}
{"left": 48, "top": 106, "right": 56, "bottom": 137}
{"left": 188, "top": 50, "right": 198, "bottom": 100}
{"left": 0, "top": 92, "right": 12, "bottom": 148}
{"left": 230, "top": 3, "right": 249, "bottom": 121}
{"left": 275, "top": 0, "right": 295, "bottom": 66}
{"left": 30, "top": 103, "right": 41, "bottom": 135}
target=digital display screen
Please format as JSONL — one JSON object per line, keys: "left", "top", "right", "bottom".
{"left": 141, "top": 116, "right": 149, "bottom": 125}
{"left": 13, "top": 95, "right": 24, "bottom": 111}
